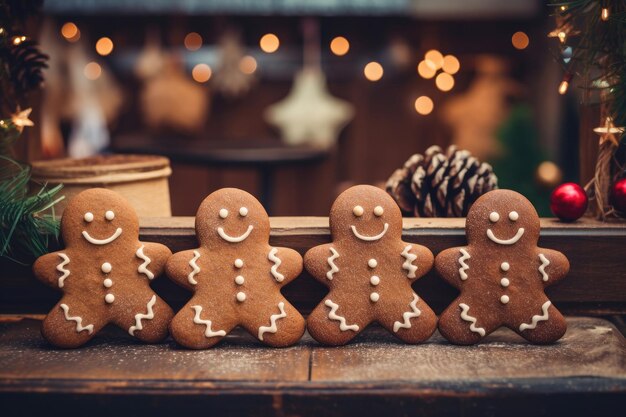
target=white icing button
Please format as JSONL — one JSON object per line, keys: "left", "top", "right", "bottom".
{"left": 105, "top": 293, "right": 115, "bottom": 304}
{"left": 105, "top": 210, "right": 115, "bottom": 221}
{"left": 353, "top": 205, "right": 364, "bottom": 217}
{"left": 370, "top": 292, "right": 380, "bottom": 302}
{"left": 373, "top": 206, "right": 384, "bottom": 217}
{"left": 84, "top": 212, "right": 94, "bottom": 222}
{"left": 235, "top": 275, "right": 245, "bottom": 285}
{"left": 219, "top": 208, "right": 228, "bottom": 219}
{"left": 500, "top": 278, "right": 510, "bottom": 287}
{"left": 236, "top": 292, "right": 246, "bottom": 302}
{"left": 500, "top": 295, "right": 510, "bottom": 304}
{"left": 509, "top": 211, "right": 519, "bottom": 221}
{"left": 239, "top": 207, "right": 248, "bottom": 217}
{"left": 368, "top": 259, "right": 378, "bottom": 268}
{"left": 370, "top": 275, "right": 380, "bottom": 285}
{"left": 101, "top": 262, "right": 112, "bottom": 273}
{"left": 500, "top": 262, "right": 510, "bottom": 272}
{"left": 234, "top": 259, "right": 244, "bottom": 268}
{"left": 489, "top": 212, "right": 500, "bottom": 222}
{"left": 103, "top": 278, "right": 113, "bottom": 288}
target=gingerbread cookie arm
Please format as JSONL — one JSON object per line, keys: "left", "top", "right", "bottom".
{"left": 136, "top": 242, "right": 172, "bottom": 281}
{"left": 304, "top": 243, "right": 338, "bottom": 286}
{"left": 435, "top": 247, "right": 469, "bottom": 290}
{"left": 267, "top": 246, "right": 303, "bottom": 287}
{"left": 535, "top": 248, "right": 570, "bottom": 287}
{"left": 400, "top": 242, "right": 434, "bottom": 280}
{"left": 165, "top": 249, "right": 202, "bottom": 291}
{"left": 33, "top": 251, "right": 70, "bottom": 289}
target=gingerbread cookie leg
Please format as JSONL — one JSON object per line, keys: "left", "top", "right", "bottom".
{"left": 111, "top": 294, "right": 174, "bottom": 343}
{"left": 509, "top": 297, "right": 567, "bottom": 344}
{"left": 42, "top": 300, "right": 108, "bottom": 348}
{"left": 307, "top": 296, "right": 371, "bottom": 346}
{"left": 240, "top": 299, "right": 305, "bottom": 347}
{"left": 376, "top": 292, "right": 437, "bottom": 344}
{"left": 438, "top": 297, "right": 501, "bottom": 345}
{"left": 169, "top": 301, "right": 238, "bottom": 349}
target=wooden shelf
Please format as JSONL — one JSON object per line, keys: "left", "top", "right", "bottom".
{"left": 1, "top": 317, "right": 624, "bottom": 416}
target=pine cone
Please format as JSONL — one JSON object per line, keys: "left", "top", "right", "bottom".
{"left": 386, "top": 145, "right": 498, "bottom": 217}
{"left": 9, "top": 40, "right": 48, "bottom": 93}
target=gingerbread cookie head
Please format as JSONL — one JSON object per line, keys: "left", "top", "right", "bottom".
{"left": 61, "top": 188, "right": 139, "bottom": 252}
{"left": 436, "top": 189, "right": 569, "bottom": 345}
{"left": 32, "top": 188, "right": 173, "bottom": 348}
{"left": 305, "top": 185, "right": 437, "bottom": 346}
{"left": 166, "top": 188, "right": 305, "bottom": 349}
{"left": 195, "top": 188, "right": 270, "bottom": 249}
{"left": 330, "top": 184, "right": 403, "bottom": 244}
{"left": 466, "top": 189, "right": 540, "bottom": 246}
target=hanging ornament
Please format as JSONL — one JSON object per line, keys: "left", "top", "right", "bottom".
{"left": 550, "top": 183, "right": 588, "bottom": 222}
{"left": 593, "top": 117, "right": 624, "bottom": 146}
{"left": 212, "top": 31, "right": 256, "bottom": 98}
{"left": 10, "top": 107, "right": 34, "bottom": 132}
{"left": 611, "top": 178, "right": 626, "bottom": 213}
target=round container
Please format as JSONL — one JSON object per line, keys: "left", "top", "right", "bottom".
{"left": 30, "top": 154, "right": 172, "bottom": 217}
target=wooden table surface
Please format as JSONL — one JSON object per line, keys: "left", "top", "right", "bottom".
{"left": 1, "top": 317, "right": 625, "bottom": 416}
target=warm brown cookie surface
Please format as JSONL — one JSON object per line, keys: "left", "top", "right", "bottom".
{"left": 436, "top": 189, "right": 569, "bottom": 345}
{"left": 33, "top": 188, "right": 173, "bottom": 348}
{"left": 305, "top": 185, "right": 437, "bottom": 346}
{"left": 166, "top": 188, "right": 305, "bottom": 349}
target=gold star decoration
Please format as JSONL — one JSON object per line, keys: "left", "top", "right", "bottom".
{"left": 11, "top": 107, "right": 34, "bottom": 132}
{"left": 593, "top": 117, "right": 624, "bottom": 146}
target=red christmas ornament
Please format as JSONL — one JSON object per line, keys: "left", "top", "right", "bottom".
{"left": 611, "top": 178, "right": 626, "bottom": 213}
{"left": 550, "top": 182, "right": 588, "bottom": 222}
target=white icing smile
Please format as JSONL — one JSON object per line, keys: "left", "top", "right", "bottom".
{"left": 217, "top": 225, "right": 253, "bottom": 242}
{"left": 486, "top": 227, "right": 525, "bottom": 245}
{"left": 350, "top": 223, "right": 389, "bottom": 241}
{"left": 82, "top": 228, "right": 122, "bottom": 245}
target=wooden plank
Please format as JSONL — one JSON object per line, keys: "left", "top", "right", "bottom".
{"left": 1, "top": 217, "right": 626, "bottom": 315}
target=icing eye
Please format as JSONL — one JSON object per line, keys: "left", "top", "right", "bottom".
{"left": 84, "top": 212, "right": 94, "bottom": 222}
{"left": 509, "top": 211, "right": 519, "bottom": 221}
{"left": 105, "top": 210, "right": 115, "bottom": 221}
{"left": 353, "top": 205, "right": 364, "bottom": 217}
{"left": 373, "top": 206, "right": 384, "bottom": 217}
{"left": 219, "top": 209, "right": 229, "bottom": 219}
{"left": 239, "top": 207, "right": 248, "bottom": 217}
{"left": 489, "top": 212, "right": 500, "bottom": 222}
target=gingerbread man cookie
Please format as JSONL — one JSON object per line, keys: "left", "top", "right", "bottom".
{"left": 33, "top": 188, "right": 174, "bottom": 348}
{"left": 166, "top": 188, "right": 305, "bottom": 349}
{"left": 305, "top": 185, "right": 437, "bottom": 346}
{"left": 436, "top": 189, "right": 569, "bottom": 345}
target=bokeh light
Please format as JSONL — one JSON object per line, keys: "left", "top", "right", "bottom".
{"left": 511, "top": 31, "right": 530, "bottom": 50}
{"left": 435, "top": 72, "right": 455, "bottom": 92}
{"left": 442, "top": 55, "right": 460, "bottom": 74}
{"left": 330, "top": 36, "right": 350, "bottom": 56}
{"left": 184, "top": 32, "right": 203, "bottom": 51}
{"left": 536, "top": 161, "right": 563, "bottom": 187}
{"left": 424, "top": 50, "right": 444, "bottom": 70}
{"left": 417, "top": 60, "right": 437, "bottom": 79}
{"left": 260, "top": 33, "right": 280, "bottom": 53}
{"left": 192, "top": 63, "right": 212, "bottom": 83}
{"left": 84, "top": 62, "right": 102, "bottom": 80}
{"left": 95, "top": 37, "right": 114, "bottom": 56}
{"left": 364, "top": 62, "right": 384, "bottom": 82}
{"left": 239, "top": 55, "right": 257, "bottom": 74}
{"left": 61, "top": 22, "right": 80, "bottom": 42}
{"left": 414, "top": 96, "right": 434, "bottom": 115}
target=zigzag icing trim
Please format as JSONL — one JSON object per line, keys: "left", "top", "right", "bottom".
{"left": 325, "top": 299, "right": 359, "bottom": 332}
{"left": 458, "top": 249, "right": 470, "bottom": 281}
{"left": 188, "top": 250, "right": 201, "bottom": 285}
{"left": 56, "top": 253, "right": 70, "bottom": 288}
{"left": 393, "top": 294, "right": 421, "bottom": 332}
{"left": 519, "top": 301, "right": 552, "bottom": 331}
{"left": 135, "top": 245, "right": 154, "bottom": 280}
{"left": 401, "top": 245, "right": 418, "bottom": 278}
{"left": 60, "top": 303, "right": 94, "bottom": 334}
{"left": 258, "top": 302, "right": 287, "bottom": 340}
{"left": 326, "top": 247, "right": 339, "bottom": 280}
{"left": 459, "top": 303, "right": 486, "bottom": 336}
{"left": 538, "top": 253, "right": 550, "bottom": 282}
{"left": 191, "top": 305, "right": 227, "bottom": 338}
{"left": 128, "top": 295, "right": 157, "bottom": 336}
{"left": 268, "top": 248, "right": 285, "bottom": 282}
